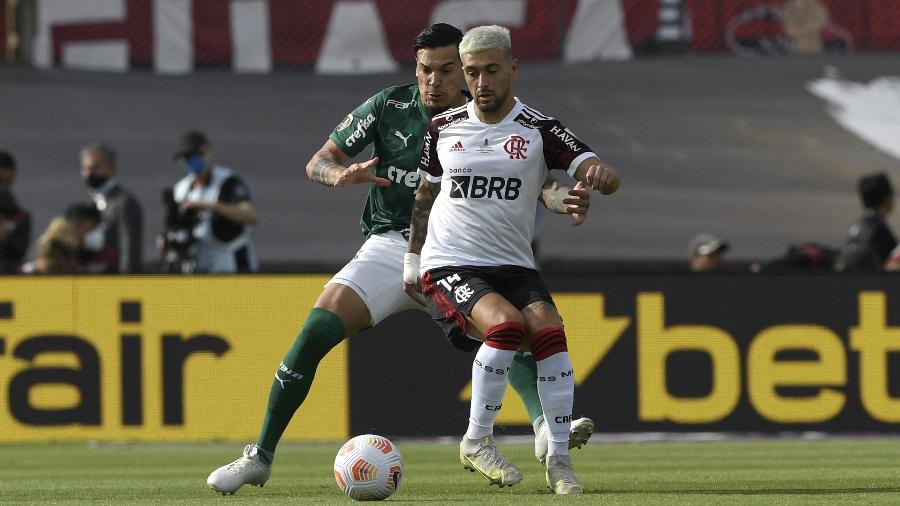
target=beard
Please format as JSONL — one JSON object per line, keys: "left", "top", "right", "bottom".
{"left": 424, "top": 102, "right": 450, "bottom": 116}
{"left": 475, "top": 89, "right": 508, "bottom": 114}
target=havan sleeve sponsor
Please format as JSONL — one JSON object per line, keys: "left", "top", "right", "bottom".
{"left": 523, "top": 107, "right": 596, "bottom": 177}
{"left": 418, "top": 119, "right": 443, "bottom": 183}
{"left": 418, "top": 106, "right": 468, "bottom": 184}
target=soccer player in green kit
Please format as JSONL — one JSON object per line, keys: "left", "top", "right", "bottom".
{"left": 206, "top": 23, "right": 594, "bottom": 495}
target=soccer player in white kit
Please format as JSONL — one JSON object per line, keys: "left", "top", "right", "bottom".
{"left": 403, "top": 25, "right": 620, "bottom": 494}
{"left": 206, "top": 24, "right": 595, "bottom": 495}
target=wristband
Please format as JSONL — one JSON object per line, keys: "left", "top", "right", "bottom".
{"left": 403, "top": 253, "right": 421, "bottom": 285}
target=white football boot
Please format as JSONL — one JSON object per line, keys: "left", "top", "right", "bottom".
{"left": 459, "top": 435, "right": 524, "bottom": 487}
{"left": 545, "top": 454, "right": 583, "bottom": 494}
{"left": 207, "top": 444, "right": 272, "bottom": 495}
{"left": 534, "top": 417, "right": 595, "bottom": 466}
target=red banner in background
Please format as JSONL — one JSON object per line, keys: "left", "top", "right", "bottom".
{"left": 1, "top": 0, "right": 7, "bottom": 58}
{"left": 678, "top": 0, "right": 900, "bottom": 54}
{"left": 24, "top": 0, "right": 900, "bottom": 72}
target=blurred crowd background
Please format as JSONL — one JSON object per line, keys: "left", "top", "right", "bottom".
{"left": 2, "top": 0, "right": 899, "bottom": 274}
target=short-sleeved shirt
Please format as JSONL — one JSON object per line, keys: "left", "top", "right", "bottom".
{"left": 418, "top": 99, "right": 596, "bottom": 271}
{"left": 839, "top": 213, "right": 898, "bottom": 269}
{"left": 329, "top": 84, "right": 432, "bottom": 238}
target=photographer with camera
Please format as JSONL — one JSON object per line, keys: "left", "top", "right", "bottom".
{"left": 165, "top": 131, "right": 259, "bottom": 273}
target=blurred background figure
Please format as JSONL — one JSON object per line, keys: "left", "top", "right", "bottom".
{"left": 751, "top": 242, "right": 838, "bottom": 272}
{"left": 64, "top": 203, "right": 114, "bottom": 273}
{"left": 834, "top": 172, "right": 897, "bottom": 271}
{"left": 0, "top": 150, "right": 32, "bottom": 274}
{"left": 21, "top": 216, "right": 77, "bottom": 274}
{"left": 80, "top": 142, "right": 144, "bottom": 273}
{"left": 688, "top": 232, "right": 729, "bottom": 272}
{"left": 168, "top": 130, "right": 259, "bottom": 273}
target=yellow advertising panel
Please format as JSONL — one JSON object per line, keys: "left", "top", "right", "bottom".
{"left": 0, "top": 276, "right": 347, "bottom": 443}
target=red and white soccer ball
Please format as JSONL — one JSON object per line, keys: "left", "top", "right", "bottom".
{"left": 333, "top": 434, "right": 403, "bottom": 501}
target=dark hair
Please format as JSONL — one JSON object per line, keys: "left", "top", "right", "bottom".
{"left": 175, "top": 130, "right": 210, "bottom": 160}
{"left": 64, "top": 203, "right": 102, "bottom": 224}
{"left": 412, "top": 23, "right": 463, "bottom": 54}
{"left": 0, "top": 150, "right": 16, "bottom": 170}
{"left": 81, "top": 142, "right": 117, "bottom": 168}
{"left": 858, "top": 172, "right": 894, "bottom": 210}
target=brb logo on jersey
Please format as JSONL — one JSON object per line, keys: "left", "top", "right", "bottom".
{"left": 503, "top": 135, "right": 529, "bottom": 159}
{"left": 448, "top": 176, "right": 522, "bottom": 200}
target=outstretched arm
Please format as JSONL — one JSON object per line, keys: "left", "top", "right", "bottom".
{"left": 539, "top": 175, "right": 590, "bottom": 226}
{"left": 572, "top": 156, "right": 620, "bottom": 195}
{"left": 403, "top": 178, "right": 440, "bottom": 305}
{"left": 305, "top": 139, "right": 390, "bottom": 188}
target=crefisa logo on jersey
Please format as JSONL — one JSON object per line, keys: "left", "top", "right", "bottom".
{"left": 344, "top": 113, "right": 376, "bottom": 148}
{"left": 503, "top": 135, "right": 529, "bottom": 159}
{"left": 448, "top": 175, "right": 522, "bottom": 200}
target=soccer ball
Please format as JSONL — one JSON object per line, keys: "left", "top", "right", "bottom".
{"left": 333, "top": 434, "right": 403, "bottom": 501}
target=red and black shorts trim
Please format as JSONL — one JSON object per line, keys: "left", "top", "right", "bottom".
{"left": 422, "top": 265, "right": 555, "bottom": 353}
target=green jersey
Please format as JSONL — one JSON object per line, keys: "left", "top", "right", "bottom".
{"left": 329, "top": 84, "right": 431, "bottom": 238}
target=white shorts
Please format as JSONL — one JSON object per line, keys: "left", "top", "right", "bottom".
{"left": 327, "top": 230, "right": 426, "bottom": 326}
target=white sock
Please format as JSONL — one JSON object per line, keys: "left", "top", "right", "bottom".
{"left": 536, "top": 351, "right": 575, "bottom": 458}
{"left": 465, "top": 344, "right": 517, "bottom": 440}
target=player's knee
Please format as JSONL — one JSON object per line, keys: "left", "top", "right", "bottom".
{"left": 530, "top": 326, "right": 568, "bottom": 361}
{"left": 314, "top": 285, "right": 370, "bottom": 335}
{"left": 522, "top": 301, "right": 563, "bottom": 335}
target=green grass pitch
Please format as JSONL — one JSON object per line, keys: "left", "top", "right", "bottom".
{"left": 2, "top": 438, "right": 900, "bottom": 505}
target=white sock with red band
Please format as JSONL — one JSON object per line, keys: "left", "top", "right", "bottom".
{"left": 465, "top": 322, "right": 524, "bottom": 440}
{"left": 532, "top": 327, "right": 574, "bottom": 457}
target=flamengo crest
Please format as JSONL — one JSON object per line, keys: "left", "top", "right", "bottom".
{"left": 504, "top": 135, "right": 529, "bottom": 159}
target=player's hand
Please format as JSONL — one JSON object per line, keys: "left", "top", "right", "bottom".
{"left": 583, "top": 164, "right": 619, "bottom": 195}
{"left": 333, "top": 157, "right": 391, "bottom": 188}
{"left": 403, "top": 281, "right": 425, "bottom": 306}
{"left": 403, "top": 252, "right": 426, "bottom": 306}
{"left": 563, "top": 181, "right": 589, "bottom": 226}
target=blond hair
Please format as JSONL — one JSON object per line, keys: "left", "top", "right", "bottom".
{"left": 459, "top": 25, "right": 511, "bottom": 57}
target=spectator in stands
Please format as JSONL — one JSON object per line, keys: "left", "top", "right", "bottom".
{"left": 21, "top": 217, "right": 78, "bottom": 275}
{"left": 81, "top": 143, "right": 144, "bottom": 273}
{"left": 64, "top": 203, "right": 116, "bottom": 274}
{"left": 0, "top": 150, "right": 32, "bottom": 274}
{"left": 688, "top": 232, "right": 728, "bottom": 272}
{"left": 835, "top": 172, "right": 897, "bottom": 271}
{"left": 751, "top": 242, "right": 838, "bottom": 272}
{"left": 168, "top": 130, "right": 258, "bottom": 273}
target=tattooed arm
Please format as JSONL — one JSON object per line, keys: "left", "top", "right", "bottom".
{"left": 305, "top": 139, "right": 390, "bottom": 188}
{"left": 403, "top": 177, "right": 440, "bottom": 305}
{"left": 408, "top": 178, "right": 439, "bottom": 255}
{"left": 538, "top": 176, "right": 591, "bottom": 226}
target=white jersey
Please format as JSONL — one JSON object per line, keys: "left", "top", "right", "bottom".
{"left": 418, "top": 98, "right": 596, "bottom": 272}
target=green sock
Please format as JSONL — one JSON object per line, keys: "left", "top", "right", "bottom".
{"left": 508, "top": 349, "right": 544, "bottom": 427}
{"left": 257, "top": 308, "right": 345, "bottom": 452}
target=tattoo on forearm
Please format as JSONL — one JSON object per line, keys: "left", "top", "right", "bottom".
{"left": 408, "top": 180, "right": 440, "bottom": 254}
{"left": 310, "top": 156, "right": 341, "bottom": 186}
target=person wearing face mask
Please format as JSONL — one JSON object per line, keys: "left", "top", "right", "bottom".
{"left": 0, "top": 150, "right": 32, "bottom": 274}
{"left": 80, "top": 143, "right": 144, "bottom": 273}
{"left": 170, "top": 130, "right": 259, "bottom": 273}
